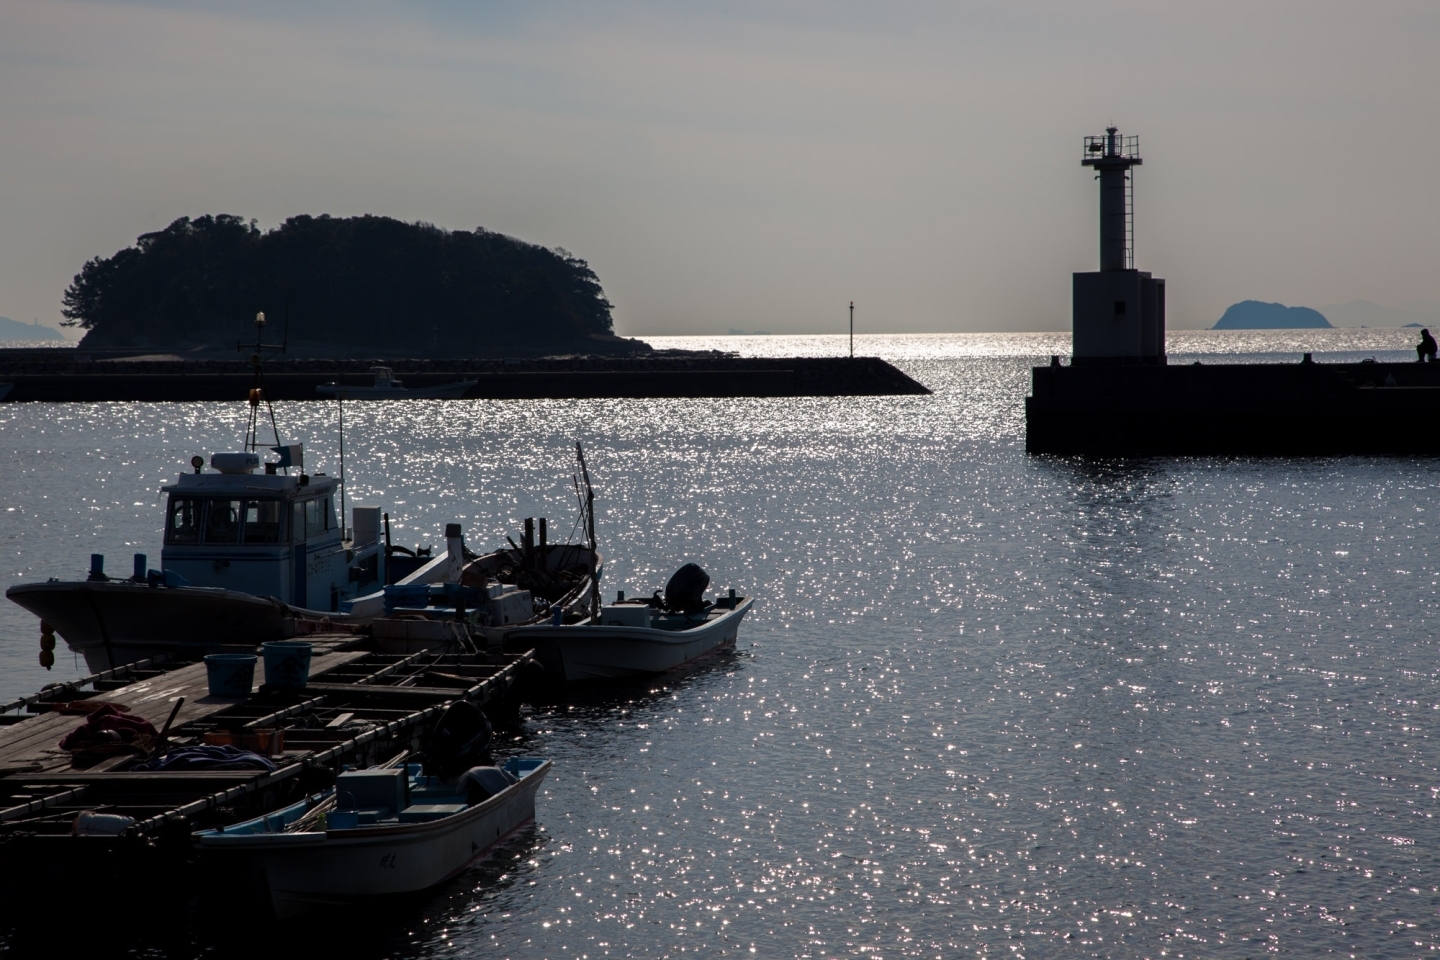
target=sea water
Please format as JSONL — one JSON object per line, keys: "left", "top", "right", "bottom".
{"left": 1, "top": 329, "right": 1436, "bottom": 957}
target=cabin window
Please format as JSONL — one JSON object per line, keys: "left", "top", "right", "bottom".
{"left": 304, "top": 498, "right": 328, "bottom": 536}
{"left": 292, "top": 502, "right": 305, "bottom": 543}
{"left": 203, "top": 499, "right": 243, "bottom": 544}
{"left": 165, "top": 498, "right": 202, "bottom": 544}
{"left": 243, "top": 499, "right": 284, "bottom": 544}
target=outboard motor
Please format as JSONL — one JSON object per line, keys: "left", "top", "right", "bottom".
{"left": 422, "top": 700, "right": 492, "bottom": 779}
{"left": 457, "top": 765, "right": 519, "bottom": 805}
{"left": 664, "top": 563, "right": 711, "bottom": 614}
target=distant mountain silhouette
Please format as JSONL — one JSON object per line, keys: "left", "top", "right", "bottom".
{"left": 0, "top": 316, "right": 64, "bottom": 341}
{"left": 1319, "top": 300, "right": 1440, "bottom": 329}
{"left": 1212, "top": 301, "right": 1332, "bottom": 330}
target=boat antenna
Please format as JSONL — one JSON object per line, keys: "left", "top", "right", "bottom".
{"left": 238, "top": 310, "right": 287, "bottom": 463}
{"left": 575, "top": 441, "right": 600, "bottom": 624}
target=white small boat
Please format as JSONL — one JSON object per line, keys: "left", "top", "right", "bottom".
{"left": 196, "top": 757, "right": 550, "bottom": 918}
{"left": 502, "top": 592, "right": 754, "bottom": 682}
{"left": 316, "top": 367, "right": 476, "bottom": 400}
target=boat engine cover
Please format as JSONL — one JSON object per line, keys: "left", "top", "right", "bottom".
{"left": 457, "top": 765, "right": 518, "bottom": 804}
{"left": 664, "top": 563, "right": 711, "bottom": 614}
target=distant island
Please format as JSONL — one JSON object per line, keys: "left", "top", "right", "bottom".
{"left": 1319, "top": 300, "right": 1440, "bottom": 329}
{"left": 62, "top": 214, "right": 650, "bottom": 357}
{"left": 1212, "top": 300, "right": 1332, "bottom": 330}
{"left": 0, "top": 317, "right": 64, "bottom": 341}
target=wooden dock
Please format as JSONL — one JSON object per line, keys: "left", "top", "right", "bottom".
{"left": 0, "top": 637, "right": 535, "bottom": 892}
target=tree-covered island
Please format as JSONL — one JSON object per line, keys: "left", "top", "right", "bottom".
{"left": 62, "top": 215, "right": 649, "bottom": 357}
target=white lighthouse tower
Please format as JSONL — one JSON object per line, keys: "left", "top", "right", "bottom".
{"left": 1072, "top": 126, "right": 1166, "bottom": 364}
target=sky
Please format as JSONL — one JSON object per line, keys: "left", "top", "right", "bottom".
{"left": 1, "top": 1, "right": 1437, "bottom": 337}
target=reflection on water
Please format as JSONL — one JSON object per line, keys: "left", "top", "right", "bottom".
{"left": 1, "top": 332, "right": 1437, "bottom": 957}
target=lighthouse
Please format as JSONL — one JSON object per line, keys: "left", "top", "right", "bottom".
{"left": 1072, "top": 126, "right": 1166, "bottom": 364}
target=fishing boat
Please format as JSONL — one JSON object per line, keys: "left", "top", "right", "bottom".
{"left": 3, "top": 453, "right": 472, "bottom": 672}
{"left": 195, "top": 756, "right": 550, "bottom": 918}
{"left": 493, "top": 448, "right": 753, "bottom": 683}
{"left": 316, "top": 366, "right": 476, "bottom": 400}
{"left": 346, "top": 449, "right": 606, "bottom": 654}
{"left": 501, "top": 586, "right": 753, "bottom": 683}
{"left": 5, "top": 314, "right": 463, "bottom": 672}
{"left": 0, "top": 632, "right": 539, "bottom": 900}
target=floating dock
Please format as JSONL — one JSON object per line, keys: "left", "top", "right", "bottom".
{"left": 0, "top": 638, "right": 534, "bottom": 894}
{"left": 0, "top": 353, "right": 929, "bottom": 401}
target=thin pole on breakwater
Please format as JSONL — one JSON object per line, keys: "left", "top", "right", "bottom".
{"left": 338, "top": 395, "right": 347, "bottom": 541}
{"left": 849, "top": 301, "right": 854, "bottom": 358}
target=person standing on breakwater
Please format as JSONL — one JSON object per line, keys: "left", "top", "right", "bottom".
{"left": 1418, "top": 328, "right": 1437, "bottom": 363}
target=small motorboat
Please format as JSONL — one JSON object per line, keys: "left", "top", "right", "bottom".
{"left": 500, "top": 564, "right": 754, "bottom": 683}
{"left": 196, "top": 756, "right": 550, "bottom": 918}
{"left": 316, "top": 367, "right": 476, "bottom": 400}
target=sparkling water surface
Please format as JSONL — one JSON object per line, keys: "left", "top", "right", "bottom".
{"left": 1, "top": 330, "right": 1437, "bottom": 958}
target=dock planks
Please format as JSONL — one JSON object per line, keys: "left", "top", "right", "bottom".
{"left": 0, "top": 640, "right": 367, "bottom": 775}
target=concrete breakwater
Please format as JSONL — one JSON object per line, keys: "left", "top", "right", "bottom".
{"left": 1027, "top": 358, "right": 1440, "bottom": 455}
{"left": 0, "top": 353, "right": 929, "bottom": 401}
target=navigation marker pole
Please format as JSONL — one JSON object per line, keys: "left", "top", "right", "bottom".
{"left": 849, "top": 301, "right": 854, "bottom": 358}
{"left": 338, "top": 396, "right": 347, "bottom": 542}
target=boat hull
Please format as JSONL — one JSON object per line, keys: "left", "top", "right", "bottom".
{"left": 200, "top": 761, "right": 550, "bottom": 918}
{"left": 504, "top": 599, "right": 752, "bottom": 682}
{"left": 5, "top": 581, "right": 292, "bottom": 672}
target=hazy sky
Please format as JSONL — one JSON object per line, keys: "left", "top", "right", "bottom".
{"left": 2, "top": 1, "right": 1437, "bottom": 336}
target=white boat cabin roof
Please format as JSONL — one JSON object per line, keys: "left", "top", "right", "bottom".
{"left": 162, "top": 464, "right": 338, "bottom": 501}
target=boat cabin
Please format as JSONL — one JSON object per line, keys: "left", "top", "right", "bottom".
{"left": 160, "top": 453, "right": 383, "bottom": 611}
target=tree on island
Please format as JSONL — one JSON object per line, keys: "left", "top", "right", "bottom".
{"left": 61, "top": 215, "right": 630, "bottom": 356}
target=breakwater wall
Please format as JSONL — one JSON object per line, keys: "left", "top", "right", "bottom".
{"left": 1027, "top": 359, "right": 1440, "bottom": 455}
{"left": 0, "top": 353, "right": 929, "bottom": 401}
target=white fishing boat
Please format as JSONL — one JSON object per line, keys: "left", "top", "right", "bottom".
{"left": 316, "top": 366, "right": 476, "bottom": 400}
{"left": 501, "top": 591, "right": 753, "bottom": 682}
{"left": 5, "top": 313, "right": 465, "bottom": 672}
{"left": 494, "top": 448, "right": 755, "bottom": 683}
{"left": 196, "top": 757, "right": 550, "bottom": 918}
{"left": 4, "top": 453, "right": 469, "bottom": 672}
{"left": 349, "top": 448, "right": 606, "bottom": 654}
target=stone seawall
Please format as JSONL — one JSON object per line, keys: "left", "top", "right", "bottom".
{"left": 0, "top": 353, "right": 929, "bottom": 401}
{"left": 1027, "top": 359, "right": 1440, "bottom": 455}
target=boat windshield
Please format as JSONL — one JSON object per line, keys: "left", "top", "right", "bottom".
{"left": 244, "top": 499, "right": 284, "bottom": 544}
{"left": 204, "top": 500, "right": 243, "bottom": 544}
{"left": 165, "top": 497, "right": 288, "bottom": 545}
{"left": 166, "top": 498, "right": 202, "bottom": 544}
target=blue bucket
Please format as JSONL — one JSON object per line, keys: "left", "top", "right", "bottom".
{"left": 204, "top": 654, "right": 257, "bottom": 697}
{"left": 262, "top": 641, "right": 314, "bottom": 690}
